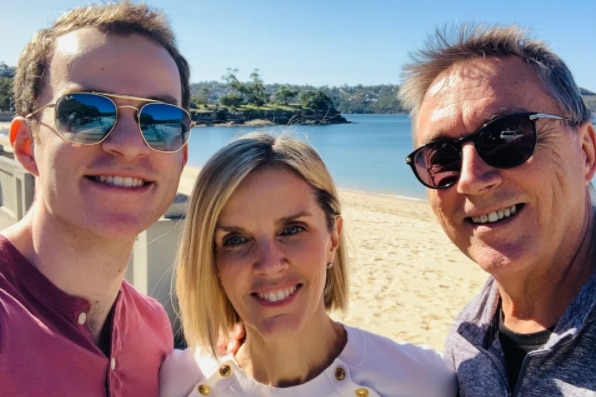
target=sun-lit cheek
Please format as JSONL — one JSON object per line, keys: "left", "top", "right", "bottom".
{"left": 429, "top": 196, "right": 458, "bottom": 238}
{"left": 428, "top": 193, "right": 445, "bottom": 220}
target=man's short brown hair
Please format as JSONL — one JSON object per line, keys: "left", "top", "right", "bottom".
{"left": 14, "top": 1, "right": 191, "bottom": 117}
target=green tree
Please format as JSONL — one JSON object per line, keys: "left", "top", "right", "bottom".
{"left": 193, "top": 87, "right": 209, "bottom": 106}
{"left": 222, "top": 68, "right": 247, "bottom": 95}
{"left": 0, "top": 76, "right": 13, "bottom": 111}
{"left": 222, "top": 68, "right": 268, "bottom": 107}
{"left": 371, "top": 94, "right": 401, "bottom": 113}
{"left": 219, "top": 93, "right": 244, "bottom": 108}
{"left": 190, "top": 96, "right": 206, "bottom": 108}
{"left": 299, "top": 90, "right": 334, "bottom": 111}
{"left": 273, "top": 85, "right": 298, "bottom": 105}
{"left": 245, "top": 69, "right": 267, "bottom": 106}
{"left": 190, "top": 87, "right": 210, "bottom": 108}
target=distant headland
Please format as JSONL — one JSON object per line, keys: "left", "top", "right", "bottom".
{"left": 0, "top": 65, "right": 594, "bottom": 125}
{"left": 188, "top": 69, "right": 351, "bottom": 126}
{"left": 191, "top": 104, "right": 349, "bottom": 127}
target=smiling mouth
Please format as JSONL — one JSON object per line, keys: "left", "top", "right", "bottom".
{"left": 91, "top": 175, "right": 147, "bottom": 188}
{"left": 469, "top": 204, "right": 520, "bottom": 225}
{"left": 254, "top": 285, "right": 300, "bottom": 302}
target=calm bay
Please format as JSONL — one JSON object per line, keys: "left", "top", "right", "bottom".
{"left": 186, "top": 114, "right": 427, "bottom": 200}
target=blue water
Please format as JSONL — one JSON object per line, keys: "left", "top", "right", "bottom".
{"left": 185, "top": 114, "right": 427, "bottom": 200}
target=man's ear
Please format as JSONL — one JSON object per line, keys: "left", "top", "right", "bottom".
{"left": 10, "top": 117, "right": 39, "bottom": 176}
{"left": 579, "top": 121, "right": 596, "bottom": 184}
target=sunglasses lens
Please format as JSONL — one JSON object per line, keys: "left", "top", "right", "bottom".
{"left": 409, "top": 114, "right": 538, "bottom": 189}
{"left": 55, "top": 93, "right": 116, "bottom": 144}
{"left": 139, "top": 103, "right": 191, "bottom": 152}
{"left": 476, "top": 115, "right": 536, "bottom": 168}
{"left": 413, "top": 142, "right": 462, "bottom": 188}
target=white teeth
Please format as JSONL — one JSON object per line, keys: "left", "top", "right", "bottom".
{"left": 471, "top": 205, "right": 517, "bottom": 224}
{"left": 257, "top": 286, "right": 297, "bottom": 302}
{"left": 96, "top": 175, "right": 145, "bottom": 188}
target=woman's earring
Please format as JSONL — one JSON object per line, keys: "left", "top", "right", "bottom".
{"left": 326, "top": 262, "right": 333, "bottom": 269}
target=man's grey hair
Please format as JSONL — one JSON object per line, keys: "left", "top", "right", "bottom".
{"left": 398, "top": 24, "right": 591, "bottom": 131}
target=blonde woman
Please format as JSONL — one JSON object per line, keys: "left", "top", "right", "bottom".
{"left": 160, "top": 133, "right": 455, "bottom": 396}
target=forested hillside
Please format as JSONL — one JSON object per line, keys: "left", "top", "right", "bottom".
{"left": 190, "top": 80, "right": 404, "bottom": 114}
{"left": 1, "top": 63, "right": 595, "bottom": 115}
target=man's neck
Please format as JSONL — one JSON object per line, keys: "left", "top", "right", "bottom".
{"left": 2, "top": 209, "right": 135, "bottom": 343}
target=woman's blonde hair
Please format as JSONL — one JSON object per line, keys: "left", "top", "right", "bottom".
{"left": 176, "top": 132, "right": 348, "bottom": 355}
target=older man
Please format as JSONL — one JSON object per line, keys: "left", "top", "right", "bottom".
{"left": 0, "top": 2, "right": 191, "bottom": 396}
{"left": 400, "top": 26, "right": 596, "bottom": 395}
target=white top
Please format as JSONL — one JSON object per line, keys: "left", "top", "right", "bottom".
{"left": 159, "top": 324, "right": 456, "bottom": 397}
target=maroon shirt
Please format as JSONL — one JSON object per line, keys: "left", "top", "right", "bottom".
{"left": 0, "top": 235, "right": 173, "bottom": 396}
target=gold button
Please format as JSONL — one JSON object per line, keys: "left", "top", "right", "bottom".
{"left": 197, "top": 384, "right": 210, "bottom": 395}
{"left": 355, "top": 388, "right": 369, "bottom": 397}
{"left": 219, "top": 364, "right": 232, "bottom": 377}
{"left": 334, "top": 367, "right": 346, "bottom": 381}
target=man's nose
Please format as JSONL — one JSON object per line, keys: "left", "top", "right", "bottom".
{"left": 456, "top": 143, "right": 502, "bottom": 195}
{"left": 100, "top": 106, "right": 152, "bottom": 159}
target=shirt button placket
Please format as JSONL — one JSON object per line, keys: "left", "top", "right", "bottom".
{"left": 77, "top": 312, "right": 87, "bottom": 325}
{"left": 335, "top": 367, "right": 346, "bottom": 381}
{"left": 355, "top": 388, "right": 369, "bottom": 397}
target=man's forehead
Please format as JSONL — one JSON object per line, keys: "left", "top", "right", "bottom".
{"left": 46, "top": 27, "right": 182, "bottom": 104}
{"left": 416, "top": 60, "right": 497, "bottom": 136}
{"left": 54, "top": 27, "right": 105, "bottom": 56}
{"left": 416, "top": 57, "right": 546, "bottom": 138}
{"left": 54, "top": 32, "right": 82, "bottom": 57}
{"left": 426, "top": 58, "right": 508, "bottom": 99}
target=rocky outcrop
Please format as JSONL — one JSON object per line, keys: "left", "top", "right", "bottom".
{"left": 191, "top": 107, "right": 349, "bottom": 126}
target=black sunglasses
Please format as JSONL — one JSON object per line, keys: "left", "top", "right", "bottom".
{"left": 405, "top": 112, "right": 567, "bottom": 189}
{"left": 26, "top": 92, "right": 193, "bottom": 153}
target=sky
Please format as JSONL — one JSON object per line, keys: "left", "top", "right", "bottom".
{"left": 1, "top": 0, "right": 595, "bottom": 90}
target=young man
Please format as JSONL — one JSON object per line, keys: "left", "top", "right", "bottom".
{"left": 0, "top": 2, "right": 191, "bottom": 396}
{"left": 400, "top": 26, "right": 596, "bottom": 395}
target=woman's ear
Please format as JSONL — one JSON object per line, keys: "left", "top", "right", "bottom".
{"left": 328, "top": 215, "right": 343, "bottom": 262}
{"left": 10, "top": 117, "right": 39, "bottom": 176}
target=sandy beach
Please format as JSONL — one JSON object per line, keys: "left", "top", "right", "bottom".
{"left": 0, "top": 120, "right": 488, "bottom": 351}
{"left": 179, "top": 167, "right": 488, "bottom": 351}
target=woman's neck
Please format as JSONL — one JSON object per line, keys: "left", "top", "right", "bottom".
{"left": 235, "top": 316, "right": 347, "bottom": 387}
